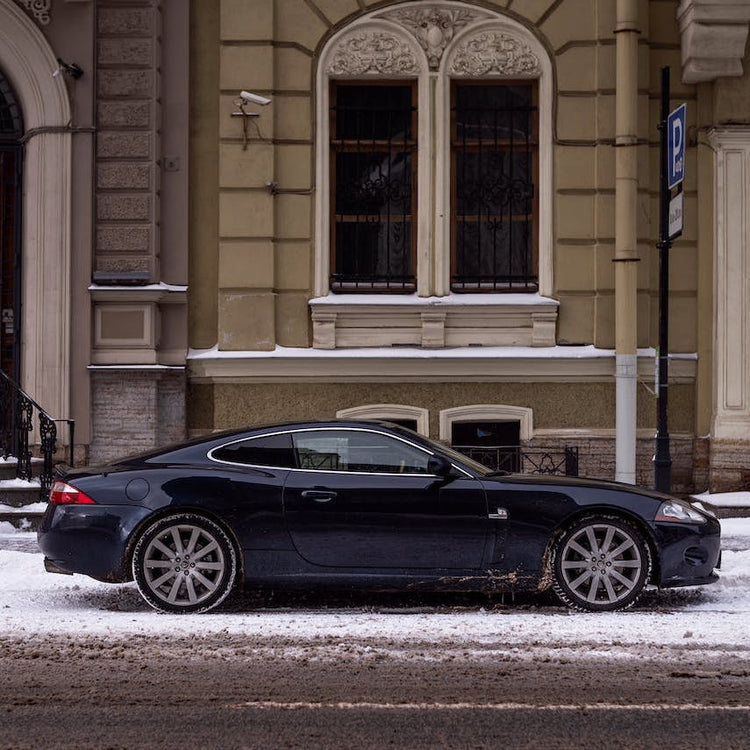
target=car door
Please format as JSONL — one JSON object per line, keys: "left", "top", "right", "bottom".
{"left": 282, "top": 427, "right": 491, "bottom": 570}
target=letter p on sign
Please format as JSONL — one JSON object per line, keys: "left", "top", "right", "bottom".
{"left": 667, "top": 104, "right": 686, "bottom": 189}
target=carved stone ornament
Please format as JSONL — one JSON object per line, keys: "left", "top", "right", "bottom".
{"left": 450, "top": 31, "right": 540, "bottom": 77}
{"left": 15, "top": 0, "right": 51, "bottom": 26}
{"left": 379, "top": 6, "right": 489, "bottom": 70}
{"left": 327, "top": 31, "right": 421, "bottom": 76}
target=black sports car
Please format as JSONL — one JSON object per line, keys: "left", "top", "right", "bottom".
{"left": 38, "top": 420, "right": 721, "bottom": 614}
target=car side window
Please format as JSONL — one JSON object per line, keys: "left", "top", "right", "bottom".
{"left": 212, "top": 432, "right": 295, "bottom": 468}
{"left": 292, "top": 430, "right": 432, "bottom": 474}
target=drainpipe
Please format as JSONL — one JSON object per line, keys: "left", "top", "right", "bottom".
{"left": 614, "top": 0, "right": 641, "bottom": 484}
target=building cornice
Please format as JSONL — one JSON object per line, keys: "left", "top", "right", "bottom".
{"left": 187, "top": 346, "right": 697, "bottom": 385}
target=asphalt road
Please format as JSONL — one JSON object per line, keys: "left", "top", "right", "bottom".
{"left": 2, "top": 630, "right": 749, "bottom": 749}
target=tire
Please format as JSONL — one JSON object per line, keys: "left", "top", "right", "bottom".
{"left": 132, "top": 513, "right": 237, "bottom": 614}
{"left": 551, "top": 515, "right": 651, "bottom": 612}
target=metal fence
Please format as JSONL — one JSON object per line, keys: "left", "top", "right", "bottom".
{"left": 454, "top": 445, "right": 579, "bottom": 477}
{"left": 0, "top": 369, "right": 74, "bottom": 498}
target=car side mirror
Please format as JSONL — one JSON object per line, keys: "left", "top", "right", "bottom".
{"left": 428, "top": 454, "right": 453, "bottom": 477}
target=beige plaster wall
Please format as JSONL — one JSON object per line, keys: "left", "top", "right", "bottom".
{"left": 189, "top": 0, "right": 220, "bottom": 349}
{"left": 202, "top": 380, "right": 694, "bottom": 438}
{"left": 200, "top": 0, "right": 702, "bottom": 357}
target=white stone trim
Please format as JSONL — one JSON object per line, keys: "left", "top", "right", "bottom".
{"left": 313, "top": 1, "right": 554, "bottom": 304}
{"left": 187, "top": 347, "right": 697, "bottom": 384}
{"left": 708, "top": 128, "right": 750, "bottom": 440}
{"left": 336, "top": 404, "right": 429, "bottom": 435}
{"left": 0, "top": 0, "right": 72, "bottom": 420}
{"left": 439, "top": 404, "right": 533, "bottom": 442}
{"left": 678, "top": 0, "right": 750, "bottom": 83}
{"left": 310, "top": 294, "right": 558, "bottom": 349}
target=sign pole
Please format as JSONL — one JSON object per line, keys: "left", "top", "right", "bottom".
{"left": 655, "top": 66, "right": 673, "bottom": 493}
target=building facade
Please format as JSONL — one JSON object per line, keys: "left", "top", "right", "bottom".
{"left": 0, "top": 0, "right": 188, "bottom": 464}
{"left": 3, "top": 0, "right": 750, "bottom": 494}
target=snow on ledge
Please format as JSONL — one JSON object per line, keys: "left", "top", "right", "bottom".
{"left": 0, "top": 478, "right": 41, "bottom": 490}
{"left": 188, "top": 344, "right": 694, "bottom": 361}
{"left": 693, "top": 491, "right": 750, "bottom": 508}
{"left": 0, "top": 502, "right": 46, "bottom": 513}
{"left": 88, "top": 282, "right": 187, "bottom": 293}
{"left": 309, "top": 292, "right": 560, "bottom": 306}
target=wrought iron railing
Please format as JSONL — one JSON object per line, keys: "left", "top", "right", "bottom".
{"left": 0, "top": 369, "right": 75, "bottom": 498}
{"left": 454, "top": 445, "right": 579, "bottom": 477}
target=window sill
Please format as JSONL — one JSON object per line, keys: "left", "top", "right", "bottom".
{"left": 309, "top": 293, "right": 559, "bottom": 349}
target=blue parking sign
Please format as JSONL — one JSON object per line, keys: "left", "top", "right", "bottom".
{"left": 667, "top": 103, "right": 686, "bottom": 189}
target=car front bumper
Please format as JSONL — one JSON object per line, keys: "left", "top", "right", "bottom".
{"left": 654, "top": 518, "right": 722, "bottom": 588}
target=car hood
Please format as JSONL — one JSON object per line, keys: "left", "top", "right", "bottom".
{"left": 481, "top": 472, "right": 680, "bottom": 502}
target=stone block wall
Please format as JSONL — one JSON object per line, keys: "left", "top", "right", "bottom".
{"left": 90, "top": 370, "right": 186, "bottom": 463}
{"left": 94, "top": 0, "right": 160, "bottom": 278}
{"left": 526, "top": 435, "right": 698, "bottom": 496}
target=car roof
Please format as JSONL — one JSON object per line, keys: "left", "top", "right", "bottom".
{"left": 110, "top": 419, "right": 422, "bottom": 465}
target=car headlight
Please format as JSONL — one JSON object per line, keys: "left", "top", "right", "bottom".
{"left": 655, "top": 500, "right": 707, "bottom": 524}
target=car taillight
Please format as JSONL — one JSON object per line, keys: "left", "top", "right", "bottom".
{"left": 49, "top": 480, "right": 96, "bottom": 505}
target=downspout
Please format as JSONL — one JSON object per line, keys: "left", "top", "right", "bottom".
{"left": 614, "top": 0, "right": 641, "bottom": 483}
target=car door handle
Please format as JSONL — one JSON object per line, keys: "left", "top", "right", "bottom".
{"left": 488, "top": 507, "right": 508, "bottom": 520}
{"left": 301, "top": 490, "right": 337, "bottom": 503}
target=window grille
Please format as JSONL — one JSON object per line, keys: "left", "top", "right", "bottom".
{"left": 330, "top": 82, "right": 417, "bottom": 292}
{"left": 451, "top": 82, "right": 538, "bottom": 292}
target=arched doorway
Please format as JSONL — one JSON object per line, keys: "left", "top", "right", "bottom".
{"left": 0, "top": 69, "right": 23, "bottom": 381}
{"left": 0, "top": 0, "right": 72, "bottom": 423}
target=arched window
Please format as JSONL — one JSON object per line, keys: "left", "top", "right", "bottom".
{"left": 314, "top": 3, "right": 553, "bottom": 299}
{"left": 440, "top": 404, "right": 533, "bottom": 472}
{"left": 336, "top": 404, "right": 429, "bottom": 435}
{"left": 439, "top": 404, "right": 533, "bottom": 442}
{"left": 311, "top": 2, "right": 557, "bottom": 350}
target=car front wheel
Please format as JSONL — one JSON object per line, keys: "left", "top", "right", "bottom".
{"left": 551, "top": 515, "right": 651, "bottom": 612}
{"left": 132, "top": 513, "right": 237, "bottom": 614}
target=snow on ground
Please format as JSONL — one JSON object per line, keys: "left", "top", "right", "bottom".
{"left": 1, "top": 519, "right": 749, "bottom": 657}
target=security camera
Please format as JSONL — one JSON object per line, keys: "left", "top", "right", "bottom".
{"left": 240, "top": 91, "right": 271, "bottom": 106}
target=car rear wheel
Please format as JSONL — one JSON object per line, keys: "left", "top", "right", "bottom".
{"left": 132, "top": 514, "right": 237, "bottom": 614}
{"left": 551, "top": 515, "right": 651, "bottom": 612}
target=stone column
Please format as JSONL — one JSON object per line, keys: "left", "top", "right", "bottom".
{"left": 707, "top": 128, "right": 750, "bottom": 490}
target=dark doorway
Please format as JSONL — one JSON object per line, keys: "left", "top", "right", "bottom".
{"left": 0, "top": 70, "right": 23, "bottom": 382}
{"left": 451, "top": 420, "right": 521, "bottom": 472}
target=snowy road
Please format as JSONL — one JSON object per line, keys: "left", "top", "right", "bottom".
{"left": 1, "top": 519, "right": 749, "bottom": 747}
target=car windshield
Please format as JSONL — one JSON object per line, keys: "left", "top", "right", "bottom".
{"left": 382, "top": 424, "right": 494, "bottom": 477}
{"left": 434, "top": 441, "right": 494, "bottom": 476}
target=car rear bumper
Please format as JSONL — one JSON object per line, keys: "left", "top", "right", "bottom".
{"left": 37, "top": 504, "right": 151, "bottom": 582}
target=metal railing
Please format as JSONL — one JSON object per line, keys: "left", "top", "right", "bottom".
{"left": 454, "top": 445, "right": 579, "bottom": 477}
{"left": 0, "top": 369, "right": 75, "bottom": 498}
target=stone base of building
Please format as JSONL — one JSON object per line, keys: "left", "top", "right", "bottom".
{"left": 90, "top": 369, "right": 186, "bottom": 464}
{"left": 704, "top": 439, "right": 750, "bottom": 493}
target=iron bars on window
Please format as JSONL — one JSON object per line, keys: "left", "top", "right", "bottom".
{"left": 451, "top": 82, "right": 538, "bottom": 292}
{"left": 330, "top": 82, "right": 417, "bottom": 293}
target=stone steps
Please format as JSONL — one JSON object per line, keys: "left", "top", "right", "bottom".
{"left": 0, "top": 458, "right": 46, "bottom": 530}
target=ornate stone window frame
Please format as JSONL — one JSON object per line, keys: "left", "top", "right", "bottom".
{"left": 439, "top": 404, "right": 533, "bottom": 443}
{"left": 312, "top": 2, "right": 555, "bottom": 350}
{"left": 0, "top": 1, "right": 72, "bottom": 421}
{"left": 336, "top": 404, "right": 429, "bottom": 436}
